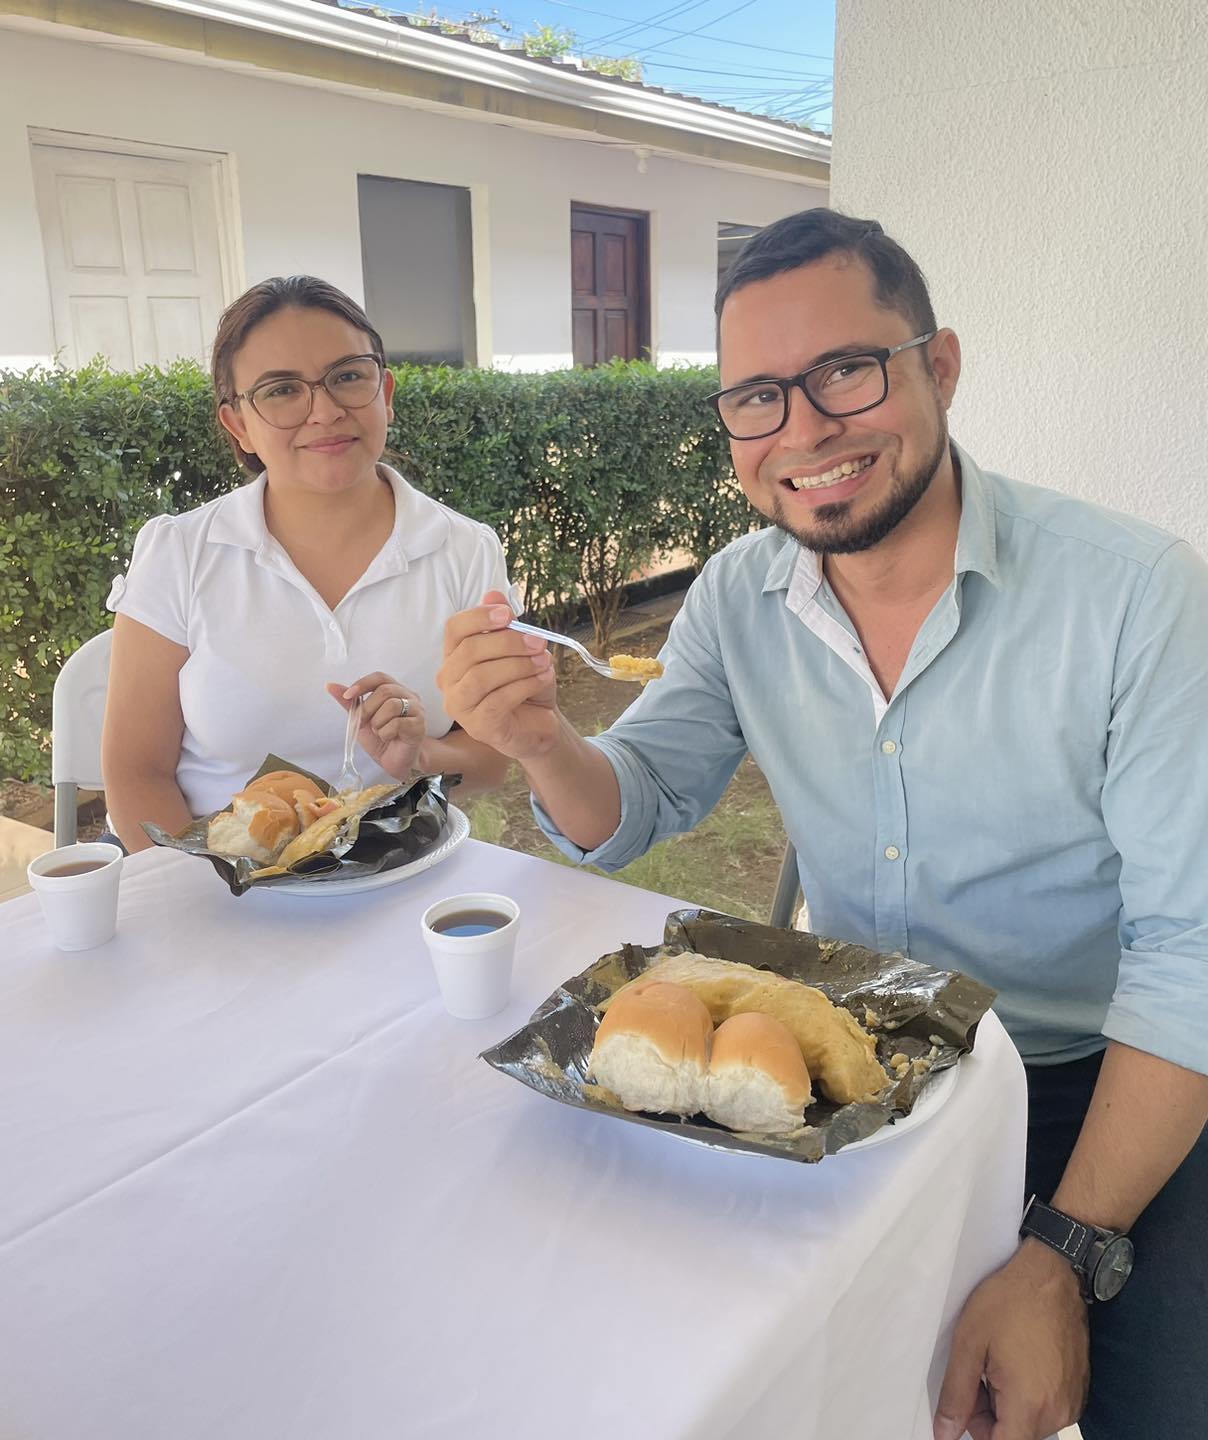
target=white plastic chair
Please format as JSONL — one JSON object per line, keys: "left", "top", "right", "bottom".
{"left": 51, "top": 630, "right": 113, "bottom": 846}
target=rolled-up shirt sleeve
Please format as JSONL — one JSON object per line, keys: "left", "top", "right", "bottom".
{"left": 533, "top": 559, "right": 749, "bottom": 871}
{"left": 106, "top": 514, "right": 190, "bottom": 647}
{"left": 1101, "top": 539, "right": 1208, "bottom": 1075}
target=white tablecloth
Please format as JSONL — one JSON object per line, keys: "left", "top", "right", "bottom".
{"left": 0, "top": 842, "right": 1027, "bottom": 1439}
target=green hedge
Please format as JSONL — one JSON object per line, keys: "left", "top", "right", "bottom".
{"left": 0, "top": 358, "right": 754, "bottom": 783}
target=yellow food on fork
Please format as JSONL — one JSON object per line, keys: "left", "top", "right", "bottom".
{"left": 608, "top": 653, "right": 665, "bottom": 683}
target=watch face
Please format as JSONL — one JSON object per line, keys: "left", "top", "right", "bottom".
{"left": 1092, "top": 1236, "right": 1135, "bottom": 1301}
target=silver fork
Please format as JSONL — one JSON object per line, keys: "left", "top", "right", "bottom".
{"left": 508, "top": 620, "right": 646, "bottom": 681}
{"left": 335, "top": 695, "right": 364, "bottom": 793}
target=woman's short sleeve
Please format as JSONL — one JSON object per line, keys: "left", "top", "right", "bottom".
{"left": 106, "top": 514, "right": 190, "bottom": 647}
{"left": 464, "top": 524, "right": 523, "bottom": 616}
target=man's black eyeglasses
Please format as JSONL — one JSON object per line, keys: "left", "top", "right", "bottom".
{"left": 707, "top": 332, "right": 936, "bottom": 440}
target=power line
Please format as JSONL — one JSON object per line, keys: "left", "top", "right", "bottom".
{"left": 627, "top": 0, "right": 760, "bottom": 61}
{"left": 362, "top": 3, "right": 834, "bottom": 79}
{"left": 623, "top": 58, "right": 820, "bottom": 80}
{"left": 555, "top": 0, "right": 834, "bottom": 126}
{"left": 352, "top": 2, "right": 832, "bottom": 124}
{"left": 363, "top": 2, "right": 834, "bottom": 63}
{"left": 691, "top": 84, "right": 832, "bottom": 100}
{"left": 585, "top": 0, "right": 719, "bottom": 49}
{"left": 537, "top": 0, "right": 832, "bottom": 60}
{"left": 588, "top": 41, "right": 830, "bottom": 75}
{"left": 644, "top": 60, "right": 827, "bottom": 79}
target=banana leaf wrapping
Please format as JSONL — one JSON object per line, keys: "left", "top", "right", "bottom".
{"left": 481, "top": 909, "right": 997, "bottom": 1163}
{"left": 143, "top": 754, "right": 456, "bottom": 896}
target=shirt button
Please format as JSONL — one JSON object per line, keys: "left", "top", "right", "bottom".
{"left": 881, "top": 739, "right": 898, "bottom": 754}
{"left": 884, "top": 845, "right": 901, "bottom": 861}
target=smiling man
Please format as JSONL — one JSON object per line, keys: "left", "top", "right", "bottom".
{"left": 437, "top": 209, "right": 1208, "bottom": 1440}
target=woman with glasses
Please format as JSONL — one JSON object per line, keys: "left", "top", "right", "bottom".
{"left": 101, "top": 276, "right": 518, "bottom": 851}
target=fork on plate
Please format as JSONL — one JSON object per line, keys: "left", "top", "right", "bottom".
{"left": 507, "top": 620, "right": 646, "bottom": 681}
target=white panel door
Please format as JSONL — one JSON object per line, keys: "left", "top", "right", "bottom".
{"left": 31, "top": 143, "right": 227, "bottom": 369}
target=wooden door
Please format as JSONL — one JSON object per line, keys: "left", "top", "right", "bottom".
{"left": 31, "top": 142, "right": 227, "bottom": 370}
{"left": 570, "top": 205, "right": 648, "bottom": 366}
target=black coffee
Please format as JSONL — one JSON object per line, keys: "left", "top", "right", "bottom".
{"left": 432, "top": 909, "right": 510, "bottom": 938}
{"left": 42, "top": 860, "right": 110, "bottom": 878}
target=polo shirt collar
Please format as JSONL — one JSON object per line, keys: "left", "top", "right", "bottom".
{"left": 206, "top": 464, "right": 452, "bottom": 570}
{"left": 207, "top": 473, "right": 268, "bottom": 551}
{"left": 388, "top": 466, "right": 451, "bottom": 563}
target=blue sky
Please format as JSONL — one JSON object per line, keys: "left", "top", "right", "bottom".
{"left": 375, "top": 1, "right": 835, "bottom": 131}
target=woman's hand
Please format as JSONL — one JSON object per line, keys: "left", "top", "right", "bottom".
{"left": 326, "top": 673, "right": 426, "bottom": 781}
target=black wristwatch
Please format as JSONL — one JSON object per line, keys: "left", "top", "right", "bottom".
{"left": 1020, "top": 1196, "right": 1135, "bottom": 1303}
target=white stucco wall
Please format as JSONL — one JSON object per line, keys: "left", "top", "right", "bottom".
{"left": 0, "top": 25, "right": 825, "bottom": 373}
{"left": 830, "top": 0, "right": 1207, "bottom": 553}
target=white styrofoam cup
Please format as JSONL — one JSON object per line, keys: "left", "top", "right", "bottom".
{"left": 27, "top": 842, "right": 124, "bottom": 952}
{"left": 420, "top": 891, "right": 520, "bottom": 1019}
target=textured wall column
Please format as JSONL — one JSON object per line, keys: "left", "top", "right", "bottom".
{"left": 831, "top": 0, "right": 1207, "bottom": 552}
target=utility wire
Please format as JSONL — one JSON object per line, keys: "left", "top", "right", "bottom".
{"left": 537, "top": 0, "right": 832, "bottom": 59}
{"left": 627, "top": 0, "right": 760, "bottom": 61}
{"left": 585, "top": 0, "right": 721, "bottom": 49}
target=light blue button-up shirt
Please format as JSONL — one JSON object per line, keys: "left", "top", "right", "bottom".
{"left": 536, "top": 443, "right": 1208, "bottom": 1074}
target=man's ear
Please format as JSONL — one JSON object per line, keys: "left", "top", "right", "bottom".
{"left": 929, "top": 328, "right": 962, "bottom": 410}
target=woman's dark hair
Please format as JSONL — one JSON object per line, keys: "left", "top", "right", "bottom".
{"left": 716, "top": 208, "right": 937, "bottom": 340}
{"left": 211, "top": 275, "right": 386, "bottom": 476}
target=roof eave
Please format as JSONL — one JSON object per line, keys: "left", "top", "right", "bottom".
{"left": 118, "top": 0, "right": 831, "bottom": 169}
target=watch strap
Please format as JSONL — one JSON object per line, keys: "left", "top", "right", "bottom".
{"left": 1020, "top": 1197, "right": 1096, "bottom": 1269}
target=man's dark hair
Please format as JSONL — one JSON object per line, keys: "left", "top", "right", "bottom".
{"left": 716, "top": 208, "right": 937, "bottom": 338}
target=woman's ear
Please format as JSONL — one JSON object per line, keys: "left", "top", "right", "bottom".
{"left": 218, "top": 400, "right": 252, "bottom": 450}
{"left": 382, "top": 366, "right": 395, "bottom": 424}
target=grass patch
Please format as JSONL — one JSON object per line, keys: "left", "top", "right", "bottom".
{"left": 465, "top": 793, "right": 510, "bottom": 847}
{"left": 504, "top": 777, "right": 785, "bottom": 923}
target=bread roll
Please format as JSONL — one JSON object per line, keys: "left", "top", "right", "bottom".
{"left": 705, "top": 1013, "right": 812, "bottom": 1134}
{"left": 245, "top": 770, "right": 330, "bottom": 828}
{"left": 588, "top": 981, "right": 712, "bottom": 1116}
{"left": 207, "top": 789, "right": 299, "bottom": 862}
{"left": 606, "top": 952, "right": 887, "bottom": 1105}
{"left": 245, "top": 770, "right": 325, "bottom": 807}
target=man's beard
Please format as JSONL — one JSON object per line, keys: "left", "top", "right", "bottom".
{"left": 770, "top": 421, "right": 949, "bottom": 556}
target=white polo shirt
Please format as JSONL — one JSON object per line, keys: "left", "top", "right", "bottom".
{"left": 107, "top": 465, "right": 519, "bottom": 817}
